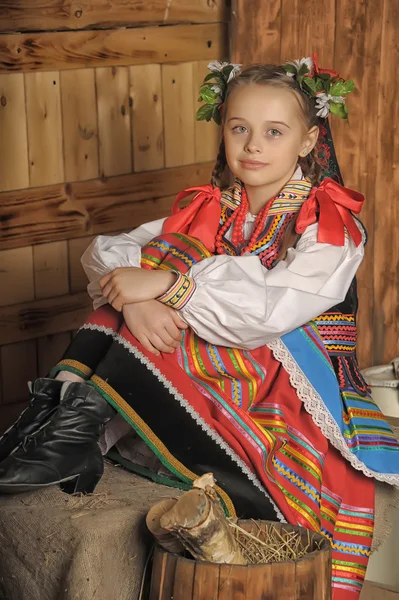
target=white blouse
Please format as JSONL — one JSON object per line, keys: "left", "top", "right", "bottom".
{"left": 81, "top": 215, "right": 364, "bottom": 350}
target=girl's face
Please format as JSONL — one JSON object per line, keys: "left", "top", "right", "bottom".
{"left": 223, "top": 84, "right": 318, "bottom": 192}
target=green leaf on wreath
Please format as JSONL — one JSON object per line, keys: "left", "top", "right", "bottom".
{"left": 196, "top": 104, "right": 215, "bottom": 121}
{"left": 330, "top": 79, "right": 355, "bottom": 96}
{"left": 303, "top": 77, "right": 317, "bottom": 94}
{"left": 212, "top": 104, "right": 222, "bottom": 125}
{"left": 324, "top": 78, "right": 332, "bottom": 94}
{"left": 199, "top": 85, "right": 219, "bottom": 103}
{"left": 298, "top": 63, "right": 311, "bottom": 76}
{"left": 329, "top": 102, "right": 348, "bottom": 119}
{"left": 283, "top": 63, "right": 297, "bottom": 74}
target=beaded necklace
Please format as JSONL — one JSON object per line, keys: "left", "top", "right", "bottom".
{"left": 215, "top": 186, "right": 275, "bottom": 255}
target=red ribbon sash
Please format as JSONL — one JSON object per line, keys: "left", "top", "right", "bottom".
{"left": 296, "top": 178, "right": 364, "bottom": 247}
{"left": 162, "top": 178, "right": 364, "bottom": 253}
{"left": 162, "top": 184, "right": 222, "bottom": 252}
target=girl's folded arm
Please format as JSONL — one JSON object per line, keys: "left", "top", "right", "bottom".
{"left": 81, "top": 218, "right": 166, "bottom": 309}
{"left": 168, "top": 222, "right": 365, "bottom": 350}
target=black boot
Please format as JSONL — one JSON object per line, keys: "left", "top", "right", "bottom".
{"left": 0, "top": 378, "right": 63, "bottom": 463}
{"left": 0, "top": 382, "right": 115, "bottom": 495}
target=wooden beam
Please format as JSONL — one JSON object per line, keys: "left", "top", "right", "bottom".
{"left": 0, "top": 23, "right": 227, "bottom": 73}
{"left": 0, "top": 162, "right": 214, "bottom": 250}
{"left": 0, "top": 1, "right": 228, "bottom": 33}
{"left": 0, "top": 292, "right": 92, "bottom": 345}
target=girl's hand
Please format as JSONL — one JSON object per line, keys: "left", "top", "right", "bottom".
{"left": 100, "top": 267, "right": 176, "bottom": 312}
{"left": 122, "top": 300, "right": 188, "bottom": 356}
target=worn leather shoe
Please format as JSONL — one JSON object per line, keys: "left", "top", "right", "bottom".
{"left": 0, "top": 378, "right": 63, "bottom": 463}
{"left": 0, "top": 382, "right": 116, "bottom": 494}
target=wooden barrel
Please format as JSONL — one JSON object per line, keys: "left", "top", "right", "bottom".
{"left": 149, "top": 520, "right": 332, "bottom": 600}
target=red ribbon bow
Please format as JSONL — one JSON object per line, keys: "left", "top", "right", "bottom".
{"left": 296, "top": 178, "right": 364, "bottom": 247}
{"left": 162, "top": 185, "right": 222, "bottom": 252}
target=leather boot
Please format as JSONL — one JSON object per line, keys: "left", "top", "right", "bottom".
{"left": 0, "top": 382, "right": 116, "bottom": 495}
{"left": 0, "top": 378, "right": 63, "bottom": 463}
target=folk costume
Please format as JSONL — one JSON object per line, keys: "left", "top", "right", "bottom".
{"left": 0, "top": 57, "right": 398, "bottom": 599}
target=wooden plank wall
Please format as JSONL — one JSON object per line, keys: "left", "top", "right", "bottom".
{"left": 0, "top": 1, "right": 227, "bottom": 428}
{"left": 231, "top": 0, "right": 399, "bottom": 370}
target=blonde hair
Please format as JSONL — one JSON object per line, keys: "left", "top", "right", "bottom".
{"left": 211, "top": 64, "right": 323, "bottom": 188}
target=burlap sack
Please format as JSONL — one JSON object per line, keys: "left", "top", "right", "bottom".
{"left": 0, "top": 463, "right": 183, "bottom": 600}
{"left": 0, "top": 420, "right": 398, "bottom": 600}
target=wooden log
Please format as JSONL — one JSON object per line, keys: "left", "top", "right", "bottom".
{"left": 0, "top": 162, "right": 214, "bottom": 250}
{"left": 146, "top": 499, "right": 184, "bottom": 555}
{"left": 0, "top": 24, "right": 227, "bottom": 74}
{"left": 0, "top": 0, "right": 228, "bottom": 33}
{"left": 159, "top": 474, "right": 246, "bottom": 566}
{"left": 0, "top": 291, "right": 92, "bottom": 346}
{"left": 150, "top": 520, "right": 332, "bottom": 600}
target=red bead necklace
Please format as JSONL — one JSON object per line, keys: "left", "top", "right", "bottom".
{"left": 215, "top": 187, "right": 276, "bottom": 255}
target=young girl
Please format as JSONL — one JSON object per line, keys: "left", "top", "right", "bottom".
{"left": 0, "top": 57, "right": 398, "bottom": 599}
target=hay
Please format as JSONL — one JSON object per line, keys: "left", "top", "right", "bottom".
{"left": 229, "top": 520, "right": 319, "bottom": 565}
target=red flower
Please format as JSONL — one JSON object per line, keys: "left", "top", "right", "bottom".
{"left": 312, "top": 53, "right": 340, "bottom": 79}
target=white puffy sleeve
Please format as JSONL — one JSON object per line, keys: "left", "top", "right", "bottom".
{"left": 81, "top": 218, "right": 165, "bottom": 309}
{"left": 168, "top": 222, "right": 364, "bottom": 350}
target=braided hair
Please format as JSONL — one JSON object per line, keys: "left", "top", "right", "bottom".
{"left": 211, "top": 64, "right": 323, "bottom": 189}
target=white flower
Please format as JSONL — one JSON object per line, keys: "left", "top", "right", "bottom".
{"left": 210, "top": 84, "right": 222, "bottom": 95}
{"left": 208, "top": 60, "right": 230, "bottom": 72}
{"left": 207, "top": 61, "right": 242, "bottom": 82}
{"left": 315, "top": 92, "right": 330, "bottom": 118}
{"left": 227, "top": 64, "right": 242, "bottom": 82}
{"left": 315, "top": 93, "right": 346, "bottom": 118}
{"left": 286, "top": 56, "right": 313, "bottom": 75}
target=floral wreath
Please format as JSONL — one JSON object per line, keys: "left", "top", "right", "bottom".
{"left": 196, "top": 54, "right": 355, "bottom": 125}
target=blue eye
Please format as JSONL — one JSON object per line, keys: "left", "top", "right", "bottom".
{"left": 232, "top": 125, "right": 248, "bottom": 134}
{"left": 268, "top": 128, "right": 282, "bottom": 137}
